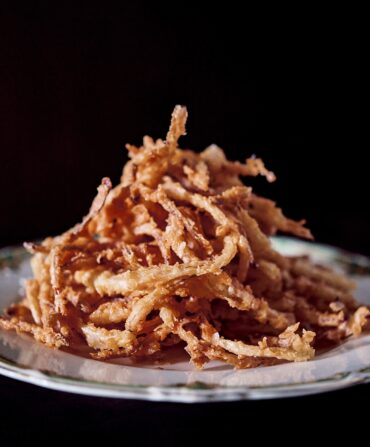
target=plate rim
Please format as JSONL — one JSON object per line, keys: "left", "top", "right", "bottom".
{"left": 1, "top": 237, "right": 370, "bottom": 402}
{"left": 1, "top": 352, "right": 369, "bottom": 402}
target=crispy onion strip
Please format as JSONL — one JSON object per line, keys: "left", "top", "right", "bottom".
{"left": 213, "top": 323, "right": 315, "bottom": 362}
{"left": 2, "top": 105, "right": 368, "bottom": 368}
{"left": 81, "top": 323, "right": 137, "bottom": 353}
{"left": 0, "top": 317, "right": 67, "bottom": 348}
{"left": 74, "top": 233, "right": 238, "bottom": 296}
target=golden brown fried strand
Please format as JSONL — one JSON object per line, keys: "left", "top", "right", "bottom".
{"left": 249, "top": 195, "right": 313, "bottom": 239}
{"left": 131, "top": 203, "right": 171, "bottom": 262}
{"left": 81, "top": 323, "right": 136, "bottom": 353}
{"left": 74, "top": 233, "right": 238, "bottom": 297}
{"left": 344, "top": 307, "right": 370, "bottom": 336}
{"left": 200, "top": 145, "right": 276, "bottom": 185}
{"left": 213, "top": 323, "right": 315, "bottom": 362}
{"left": 125, "top": 287, "right": 170, "bottom": 332}
{"left": 0, "top": 317, "right": 67, "bottom": 348}
{"left": 183, "top": 161, "right": 210, "bottom": 191}
{"left": 236, "top": 234, "right": 253, "bottom": 283}
{"left": 94, "top": 185, "right": 131, "bottom": 239}
{"left": 289, "top": 257, "right": 355, "bottom": 291}
{"left": 162, "top": 177, "right": 237, "bottom": 236}
{"left": 1, "top": 104, "right": 368, "bottom": 369}
{"left": 150, "top": 186, "right": 213, "bottom": 257}
{"left": 294, "top": 297, "right": 344, "bottom": 327}
{"left": 23, "top": 242, "right": 48, "bottom": 254}
{"left": 234, "top": 208, "right": 287, "bottom": 267}
{"left": 72, "top": 177, "right": 112, "bottom": 235}
{"left": 89, "top": 298, "right": 132, "bottom": 324}
{"left": 30, "top": 252, "right": 57, "bottom": 329}
{"left": 291, "top": 276, "right": 356, "bottom": 309}
{"left": 166, "top": 105, "right": 188, "bottom": 148}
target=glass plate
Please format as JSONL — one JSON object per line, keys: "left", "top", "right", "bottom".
{"left": 1, "top": 237, "right": 370, "bottom": 402}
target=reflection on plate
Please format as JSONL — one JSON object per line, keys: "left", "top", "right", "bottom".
{"left": 1, "top": 237, "right": 370, "bottom": 402}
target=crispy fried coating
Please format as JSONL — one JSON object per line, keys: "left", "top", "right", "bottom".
{"left": 1, "top": 106, "right": 368, "bottom": 368}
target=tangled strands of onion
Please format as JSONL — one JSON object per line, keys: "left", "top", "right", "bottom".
{"left": 1, "top": 105, "right": 369, "bottom": 369}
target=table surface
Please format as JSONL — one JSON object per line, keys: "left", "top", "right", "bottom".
{"left": 0, "top": 372, "right": 368, "bottom": 441}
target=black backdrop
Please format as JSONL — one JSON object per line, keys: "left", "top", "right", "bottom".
{"left": 1, "top": 4, "right": 368, "bottom": 254}
{"left": 0, "top": 4, "right": 369, "bottom": 439}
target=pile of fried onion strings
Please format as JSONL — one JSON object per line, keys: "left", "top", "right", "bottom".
{"left": 1, "top": 106, "right": 368, "bottom": 369}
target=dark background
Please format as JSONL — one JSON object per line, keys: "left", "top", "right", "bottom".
{"left": 0, "top": 3, "right": 368, "bottom": 440}
{"left": 0, "top": 4, "right": 368, "bottom": 254}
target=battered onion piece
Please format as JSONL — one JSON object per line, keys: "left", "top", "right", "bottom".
{"left": 213, "top": 323, "right": 315, "bottom": 362}
{"left": 89, "top": 298, "right": 131, "bottom": 324}
{"left": 0, "top": 318, "right": 67, "bottom": 348}
{"left": 1, "top": 105, "right": 368, "bottom": 369}
{"left": 81, "top": 324, "right": 137, "bottom": 352}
